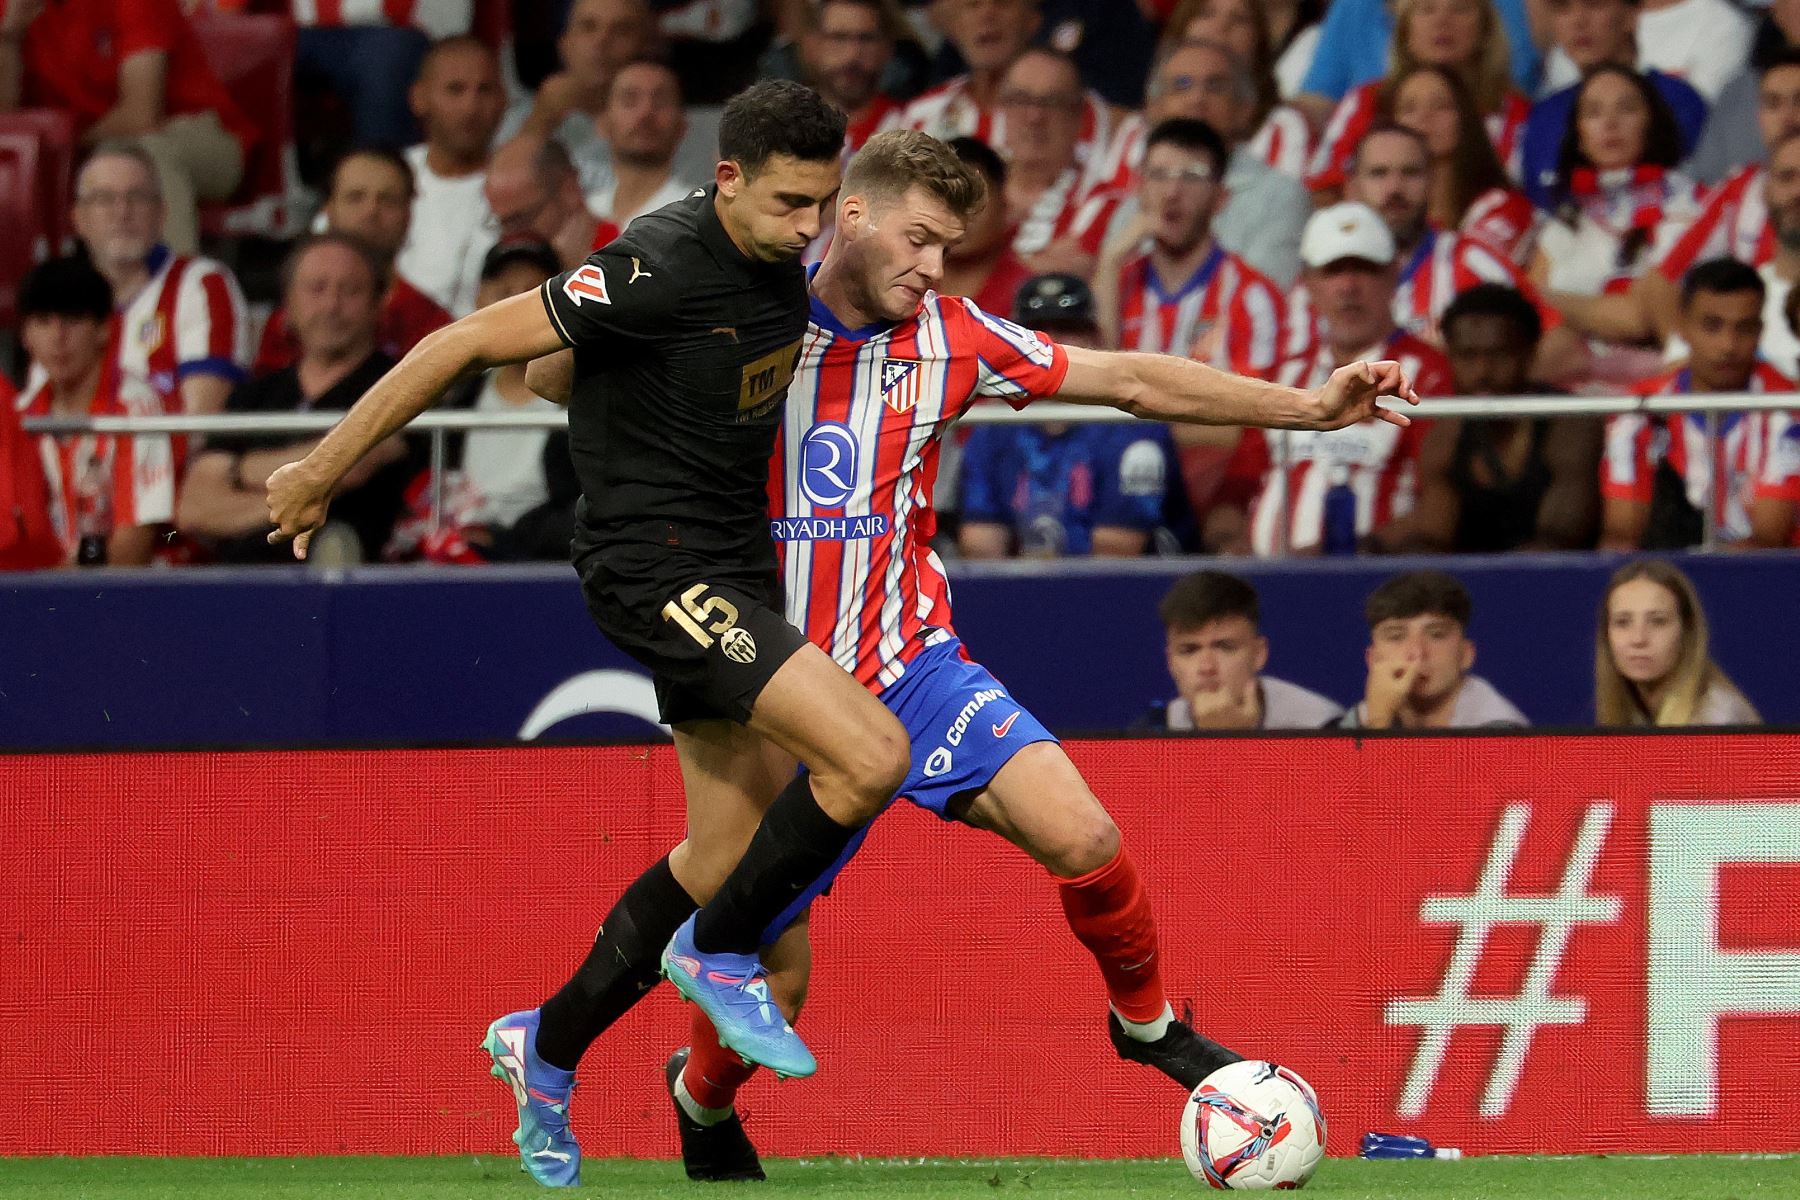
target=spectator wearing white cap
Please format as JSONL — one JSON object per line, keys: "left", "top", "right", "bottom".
{"left": 1206, "top": 201, "right": 1452, "bottom": 557}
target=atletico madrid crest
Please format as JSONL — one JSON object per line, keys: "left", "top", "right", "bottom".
{"left": 880, "top": 358, "right": 920, "bottom": 413}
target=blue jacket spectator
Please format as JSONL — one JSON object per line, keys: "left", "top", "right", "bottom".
{"left": 1299, "top": 0, "right": 1542, "bottom": 105}
{"left": 957, "top": 420, "right": 1186, "bottom": 558}
{"left": 955, "top": 274, "right": 1189, "bottom": 559}
{"left": 1521, "top": 76, "right": 1706, "bottom": 207}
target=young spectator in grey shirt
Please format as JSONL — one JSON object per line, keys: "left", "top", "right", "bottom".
{"left": 1151, "top": 570, "right": 1344, "bottom": 730}
{"left": 1335, "top": 570, "right": 1528, "bottom": 729}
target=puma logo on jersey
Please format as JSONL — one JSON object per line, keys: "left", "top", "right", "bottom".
{"left": 629, "top": 257, "right": 652, "bottom": 284}
{"left": 711, "top": 326, "right": 739, "bottom": 342}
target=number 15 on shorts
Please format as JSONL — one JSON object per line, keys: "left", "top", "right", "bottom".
{"left": 662, "top": 583, "right": 740, "bottom": 649}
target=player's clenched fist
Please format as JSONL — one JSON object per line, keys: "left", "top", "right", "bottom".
{"left": 265, "top": 461, "right": 333, "bottom": 560}
{"left": 1310, "top": 359, "right": 1419, "bottom": 431}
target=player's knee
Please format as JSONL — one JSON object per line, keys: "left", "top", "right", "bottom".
{"left": 1050, "top": 806, "right": 1121, "bottom": 878}
{"left": 843, "top": 719, "right": 910, "bottom": 807}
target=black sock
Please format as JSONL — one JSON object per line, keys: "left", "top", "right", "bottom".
{"left": 535, "top": 853, "right": 697, "bottom": 1071}
{"left": 691, "top": 773, "right": 863, "bottom": 956}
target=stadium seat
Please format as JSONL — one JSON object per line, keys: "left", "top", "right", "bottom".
{"left": 0, "top": 109, "right": 76, "bottom": 258}
{"left": 192, "top": 13, "right": 299, "bottom": 239}
{"left": 0, "top": 131, "right": 48, "bottom": 329}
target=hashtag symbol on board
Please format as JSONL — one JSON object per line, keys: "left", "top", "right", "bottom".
{"left": 1385, "top": 803, "right": 1622, "bottom": 1118}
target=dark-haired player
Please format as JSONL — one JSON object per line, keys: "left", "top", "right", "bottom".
{"left": 266, "top": 81, "right": 903, "bottom": 1188}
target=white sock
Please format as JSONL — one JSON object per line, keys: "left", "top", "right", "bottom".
{"left": 674, "top": 1069, "right": 734, "bottom": 1126}
{"left": 1114, "top": 1002, "right": 1174, "bottom": 1043}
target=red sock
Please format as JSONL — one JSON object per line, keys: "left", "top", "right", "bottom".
{"left": 1057, "top": 845, "right": 1167, "bottom": 1023}
{"left": 682, "top": 1007, "right": 759, "bottom": 1111}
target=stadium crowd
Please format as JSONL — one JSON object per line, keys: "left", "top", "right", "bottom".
{"left": 4, "top": 0, "right": 1800, "bottom": 571}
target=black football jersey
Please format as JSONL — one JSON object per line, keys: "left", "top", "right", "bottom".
{"left": 541, "top": 187, "right": 808, "bottom": 566}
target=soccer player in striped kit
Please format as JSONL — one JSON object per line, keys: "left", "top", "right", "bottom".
{"left": 530, "top": 128, "right": 1416, "bottom": 1180}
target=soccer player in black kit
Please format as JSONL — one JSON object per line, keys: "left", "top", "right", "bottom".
{"left": 266, "top": 82, "right": 914, "bottom": 1188}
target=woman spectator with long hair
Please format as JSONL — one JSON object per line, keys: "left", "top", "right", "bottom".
{"left": 1164, "top": 0, "right": 1315, "bottom": 177}
{"left": 1389, "top": 63, "right": 1537, "bottom": 263}
{"left": 1532, "top": 64, "right": 1703, "bottom": 387}
{"left": 1306, "top": 0, "right": 1527, "bottom": 195}
{"left": 1595, "top": 559, "right": 1760, "bottom": 727}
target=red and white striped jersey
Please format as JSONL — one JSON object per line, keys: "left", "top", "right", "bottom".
{"left": 289, "top": 0, "right": 471, "bottom": 38}
{"left": 1115, "top": 243, "right": 1284, "bottom": 376}
{"left": 1461, "top": 186, "right": 1538, "bottom": 263}
{"left": 15, "top": 355, "right": 175, "bottom": 559}
{"left": 116, "top": 245, "right": 250, "bottom": 409}
{"left": 1012, "top": 169, "right": 1125, "bottom": 257}
{"left": 771, "top": 291, "right": 1069, "bottom": 692}
{"left": 1233, "top": 331, "right": 1450, "bottom": 556}
{"left": 1389, "top": 228, "right": 1563, "bottom": 342}
{"left": 889, "top": 75, "right": 1115, "bottom": 171}
{"left": 1306, "top": 81, "right": 1529, "bottom": 192}
{"left": 1655, "top": 164, "right": 1773, "bottom": 283}
{"left": 1601, "top": 364, "right": 1800, "bottom": 541}
{"left": 1244, "top": 104, "right": 1311, "bottom": 180}
{"left": 1086, "top": 111, "right": 1147, "bottom": 196}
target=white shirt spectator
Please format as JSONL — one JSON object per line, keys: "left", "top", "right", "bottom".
{"left": 1274, "top": 24, "right": 1323, "bottom": 100}
{"left": 1535, "top": 170, "right": 1703, "bottom": 298}
{"left": 1540, "top": 0, "right": 1755, "bottom": 101}
{"left": 587, "top": 174, "right": 698, "bottom": 234}
{"left": 1164, "top": 676, "right": 1344, "bottom": 730}
{"left": 1339, "top": 675, "right": 1529, "bottom": 727}
{"left": 289, "top": 0, "right": 471, "bottom": 38}
{"left": 397, "top": 144, "right": 498, "bottom": 317}
{"left": 460, "top": 376, "right": 560, "bottom": 527}
{"left": 1759, "top": 263, "right": 1800, "bottom": 379}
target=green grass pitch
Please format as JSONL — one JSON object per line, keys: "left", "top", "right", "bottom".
{"left": 0, "top": 1155, "right": 1793, "bottom": 1199}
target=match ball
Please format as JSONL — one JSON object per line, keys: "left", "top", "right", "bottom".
{"left": 1179, "top": 1060, "right": 1326, "bottom": 1190}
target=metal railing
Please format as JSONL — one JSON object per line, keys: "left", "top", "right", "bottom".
{"left": 23, "top": 392, "right": 1786, "bottom": 551}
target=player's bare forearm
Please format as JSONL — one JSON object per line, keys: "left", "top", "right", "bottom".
{"left": 1057, "top": 346, "right": 1417, "bottom": 431}
{"left": 526, "top": 349, "right": 575, "bottom": 406}
{"left": 299, "top": 293, "right": 563, "bottom": 488}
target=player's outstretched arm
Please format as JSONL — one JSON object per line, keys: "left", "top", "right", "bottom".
{"left": 266, "top": 291, "right": 566, "bottom": 558}
{"left": 1054, "top": 346, "right": 1419, "bottom": 431}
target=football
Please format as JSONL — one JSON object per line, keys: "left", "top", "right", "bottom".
{"left": 1179, "top": 1060, "right": 1327, "bottom": 1190}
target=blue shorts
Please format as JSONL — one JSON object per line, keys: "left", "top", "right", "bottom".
{"left": 761, "top": 636, "right": 1057, "bottom": 943}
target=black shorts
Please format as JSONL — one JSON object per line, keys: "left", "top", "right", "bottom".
{"left": 574, "top": 540, "right": 809, "bottom": 726}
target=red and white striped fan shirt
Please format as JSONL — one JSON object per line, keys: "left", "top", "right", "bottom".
{"left": 1244, "top": 104, "right": 1312, "bottom": 180}
{"left": 1115, "top": 243, "right": 1284, "bottom": 375}
{"left": 116, "top": 245, "right": 250, "bottom": 408}
{"left": 1460, "top": 186, "right": 1538, "bottom": 263}
{"left": 771, "top": 291, "right": 1069, "bottom": 692}
{"left": 1601, "top": 364, "right": 1800, "bottom": 541}
{"left": 1012, "top": 169, "right": 1125, "bottom": 257}
{"left": 289, "top": 0, "right": 472, "bottom": 38}
{"left": 1232, "top": 331, "right": 1450, "bottom": 556}
{"left": 1655, "top": 164, "right": 1773, "bottom": 283}
{"left": 1306, "top": 81, "right": 1529, "bottom": 192}
{"left": 891, "top": 75, "right": 1115, "bottom": 170}
{"left": 1389, "top": 228, "right": 1563, "bottom": 342}
{"left": 15, "top": 355, "right": 175, "bottom": 559}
